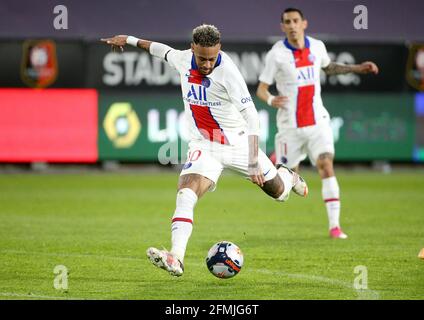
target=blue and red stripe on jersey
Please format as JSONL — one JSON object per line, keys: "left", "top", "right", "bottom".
{"left": 190, "top": 104, "right": 229, "bottom": 144}
{"left": 188, "top": 53, "right": 228, "bottom": 144}
{"left": 284, "top": 37, "right": 316, "bottom": 128}
{"left": 188, "top": 69, "right": 204, "bottom": 85}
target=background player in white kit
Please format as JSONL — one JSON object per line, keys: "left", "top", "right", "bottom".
{"left": 101, "top": 25, "right": 308, "bottom": 276}
{"left": 257, "top": 8, "right": 379, "bottom": 239}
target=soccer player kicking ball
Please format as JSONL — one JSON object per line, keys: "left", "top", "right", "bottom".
{"left": 257, "top": 8, "right": 379, "bottom": 239}
{"left": 101, "top": 24, "right": 308, "bottom": 277}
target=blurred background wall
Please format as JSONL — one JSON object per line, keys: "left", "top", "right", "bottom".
{"left": 0, "top": 0, "right": 423, "bottom": 164}
{"left": 1, "top": 0, "right": 423, "bottom": 41}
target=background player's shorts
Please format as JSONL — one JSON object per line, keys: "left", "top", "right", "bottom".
{"left": 275, "top": 120, "right": 334, "bottom": 168}
{"left": 180, "top": 137, "right": 277, "bottom": 192}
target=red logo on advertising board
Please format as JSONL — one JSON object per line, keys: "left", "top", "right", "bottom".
{"left": 21, "top": 40, "right": 58, "bottom": 88}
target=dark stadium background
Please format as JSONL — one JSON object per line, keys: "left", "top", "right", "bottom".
{"left": 0, "top": 0, "right": 423, "bottom": 167}
{"left": 1, "top": 0, "right": 423, "bottom": 41}
{"left": 0, "top": 0, "right": 424, "bottom": 304}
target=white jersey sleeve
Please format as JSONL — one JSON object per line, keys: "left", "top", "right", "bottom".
{"left": 258, "top": 50, "right": 277, "bottom": 85}
{"left": 224, "top": 56, "right": 256, "bottom": 113}
{"left": 320, "top": 41, "right": 331, "bottom": 68}
{"left": 162, "top": 48, "right": 188, "bottom": 73}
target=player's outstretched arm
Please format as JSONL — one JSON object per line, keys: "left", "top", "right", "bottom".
{"left": 100, "top": 35, "right": 152, "bottom": 52}
{"left": 323, "top": 61, "right": 379, "bottom": 75}
{"left": 101, "top": 35, "right": 177, "bottom": 64}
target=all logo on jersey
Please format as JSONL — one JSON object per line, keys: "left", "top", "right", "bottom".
{"left": 187, "top": 85, "right": 207, "bottom": 101}
{"left": 297, "top": 66, "right": 315, "bottom": 85}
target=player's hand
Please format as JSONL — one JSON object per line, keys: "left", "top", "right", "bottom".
{"left": 356, "top": 61, "right": 379, "bottom": 75}
{"left": 248, "top": 163, "right": 265, "bottom": 187}
{"left": 271, "top": 96, "right": 289, "bottom": 108}
{"left": 100, "top": 35, "right": 128, "bottom": 52}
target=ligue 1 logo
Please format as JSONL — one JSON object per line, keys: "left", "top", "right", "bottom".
{"left": 21, "top": 40, "right": 58, "bottom": 88}
{"left": 103, "top": 102, "right": 142, "bottom": 148}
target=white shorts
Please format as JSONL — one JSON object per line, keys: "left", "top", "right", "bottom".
{"left": 275, "top": 121, "right": 334, "bottom": 168}
{"left": 180, "top": 138, "right": 277, "bottom": 192}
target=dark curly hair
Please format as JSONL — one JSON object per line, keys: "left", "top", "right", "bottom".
{"left": 192, "top": 24, "right": 221, "bottom": 47}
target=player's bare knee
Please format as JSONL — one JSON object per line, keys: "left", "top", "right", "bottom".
{"left": 317, "top": 153, "right": 334, "bottom": 178}
{"left": 178, "top": 174, "right": 211, "bottom": 198}
{"left": 317, "top": 152, "right": 334, "bottom": 163}
{"left": 178, "top": 174, "right": 201, "bottom": 194}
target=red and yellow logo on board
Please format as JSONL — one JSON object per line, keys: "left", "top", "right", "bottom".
{"left": 21, "top": 40, "right": 58, "bottom": 88}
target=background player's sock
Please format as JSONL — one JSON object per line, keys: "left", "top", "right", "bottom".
{"left": 170, "top": 188, "right": 198, "bottom": 262}
{"left": 322, "top": 176, "right": 341, "bottom": 229}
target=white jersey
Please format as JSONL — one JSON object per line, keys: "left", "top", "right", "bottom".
{"left": 259, "top": 36, "right": 331, "bottom": 129}
{"left": 166, "top": 49, "right": 255, "bottom": 145}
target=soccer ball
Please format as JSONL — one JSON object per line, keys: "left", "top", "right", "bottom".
{"left": 205, "top": 241, "right": 243, "bottom": 279}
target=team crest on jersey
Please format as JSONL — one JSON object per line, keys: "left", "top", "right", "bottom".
{"left": 308, "top": 53, "right": 316, "bottom": 63}
{"left": 201, "top": 77, "right": 211, "bottom": 88}
{"left": 21, "top": 40, "right": 58, "bottom": 88}
{"left": 406, "top": 43, "right": 424, "bottom": 91}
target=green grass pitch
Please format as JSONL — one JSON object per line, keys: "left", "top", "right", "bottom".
{"left": 0, "top": 169, "right": 423, "bottom": 300}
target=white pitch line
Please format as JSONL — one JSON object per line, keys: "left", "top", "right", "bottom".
{"left": 1, "top": 249, "right": 144, "bottom": 262}
{"left": 255, "top": 269, "right": 380, "bottom": 300}
{"left": 182, "top": 260, "right": 380, "bottom": 300}
{"left": 2, "top": 249, "right": 380, "bottom": 299}
{"left": 0, "top": 292, "right": 87, "bottom": 300}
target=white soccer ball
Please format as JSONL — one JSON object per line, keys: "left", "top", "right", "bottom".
{"left": 205, "top": 241, "right": 244, "bottom": 279}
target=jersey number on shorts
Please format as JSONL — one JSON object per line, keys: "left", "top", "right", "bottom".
{"left": 188, "top": 150, "right": 202, "bottom": 162}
